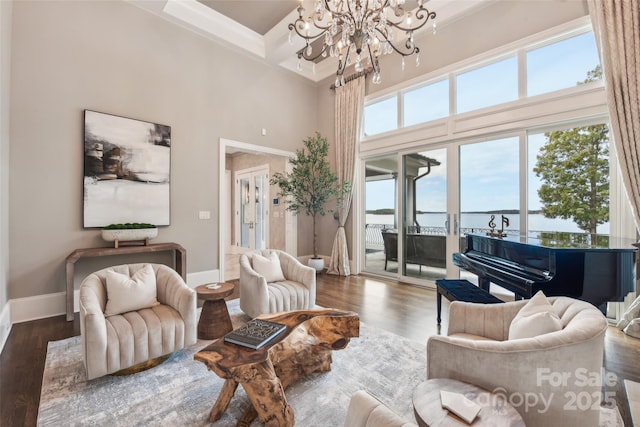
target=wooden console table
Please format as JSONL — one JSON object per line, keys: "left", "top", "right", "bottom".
{"left": 65, "top": 242, "right": 186, "bottom": 321}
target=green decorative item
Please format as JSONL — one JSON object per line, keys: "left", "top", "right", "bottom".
{"left": 103, "top": 223, "right": 157, "bottom": 230}
{"left": 270, "top": 132, "right": 350, "bottom": 261}
{"left": 101, "top": 223, "right": 158, "bottom": 245}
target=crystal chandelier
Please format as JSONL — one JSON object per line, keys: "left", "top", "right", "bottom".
{"left": 288, "top": 0, "right": 436, "bottom": 87}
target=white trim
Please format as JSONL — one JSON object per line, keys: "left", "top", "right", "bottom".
{"left": 10, "top": 291, "right": 68, "bottom": 324}
{"left": 162, "top": 0, "right": 265, "bottom": 58}
{"left": 0, "top": 301, "right": 10, "bottom": 354}
{"left": 4, "top": 269, "right": 220, "bottom": 328}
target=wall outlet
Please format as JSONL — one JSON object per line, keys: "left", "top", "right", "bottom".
{"left": 198, "top": 211, "right": 211, "bottom": 220}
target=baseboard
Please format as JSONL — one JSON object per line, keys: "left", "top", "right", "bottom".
{"left": 7, "top": 269, "right": 221, "bottom": 325}
{"left": 10, "top": 291, "right": 68, "bottom": 324}
{"left": 186, "top": 269, "right": 220, "bottom": 288}
{"left": 0, "top": 301, "right": 11, "bottom": 355}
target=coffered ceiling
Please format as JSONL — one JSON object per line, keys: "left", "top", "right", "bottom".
{"left": 130, "top": 0, "right": 491, "bottom": 84}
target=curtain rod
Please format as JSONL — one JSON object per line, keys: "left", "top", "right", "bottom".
{"left": 329, "top": 67, "right": 373, "bottom": 90}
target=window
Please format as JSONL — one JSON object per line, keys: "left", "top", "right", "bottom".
{"left": 363, "top": 96, "right": 398, "bottom": 136}
{"left": 527, "top": 125, "right": 610, "bottom": 244}
{"left": 403, "top": 79, "right": 449, "bottom": 127}
{"left": 456, "top": 56, "right": 518, "bottom": 114}
{"left": 527, "top": 32, "right": 601, "bottom": 97}
{"left": 459, "top": 137, "right": 520, "bottom": 238}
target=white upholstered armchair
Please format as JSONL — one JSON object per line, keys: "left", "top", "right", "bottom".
{"left": 79, "top": 263, "right": 197, "bottom": 380}
{"left": 239, "top": 249, "right": 316, "bottom": 318}
{"left": 427, "top": 296, "right": 608, "bottom": 427}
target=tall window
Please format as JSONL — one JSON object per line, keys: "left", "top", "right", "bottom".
{"left": 363, "top": 96, "right": 397, "bottom": 137}
{"left": 459, "top": 137, "right": 520, "bottom": 238}
{"left": 403, "top": 79, "right": 449, "bottom": 127}
{"left": 456, "top": 56, "right": 518, "bottom": 114}
{"left": 362, "top": 28, "right": 601, "bottom": 137}
{"left": 527, "top": 32, "right": 601, "bottom": 97}
{"left": 528, "top": 124, "right": 610, "bottom": 245}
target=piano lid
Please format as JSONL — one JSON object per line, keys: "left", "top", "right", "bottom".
{"left": 467, "top": 233, "right": 637, "bottom": 252}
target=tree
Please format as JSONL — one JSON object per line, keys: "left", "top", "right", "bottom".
{"left": 533, "top": 66, "right": 609, "bottom": 242}
{"left": 270, "top": 132, "right": 350, "bottom": 259}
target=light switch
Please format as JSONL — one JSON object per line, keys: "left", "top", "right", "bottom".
{"left": 199, "top": 211, "right": 211, "bottom": 220}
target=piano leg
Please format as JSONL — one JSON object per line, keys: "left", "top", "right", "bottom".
{"left": 478, "top": 277, "right": 491, "bottom": 292}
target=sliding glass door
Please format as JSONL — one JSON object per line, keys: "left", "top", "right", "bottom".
{"left": 401, "top": 148, "right": 449, "bottom": 280}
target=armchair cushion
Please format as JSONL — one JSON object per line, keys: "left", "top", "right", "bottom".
{"left": 252, "top": 252, "right": 286, "bottom": 283}
{"left": 239, "top": 249, "right": 316, "bottom": 318}
{"left": 508, "top": 290, "right": 562, "bottom": 339}
{"left": 344, "top": 390, "right": 417, "bottom": 427}
{"left": 104, "top": 264, "right": 159, "bottom": 316}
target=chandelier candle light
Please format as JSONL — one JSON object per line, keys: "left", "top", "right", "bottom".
{"left": 288, "top": 0, "right": 436, "bottom": 87}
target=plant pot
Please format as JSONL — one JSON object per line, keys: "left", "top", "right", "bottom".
{"left": 101, "top": 228, "right": 158, "bottom": 243}
{"left": 308, "top": 257, "right": 324, "bottom": 273}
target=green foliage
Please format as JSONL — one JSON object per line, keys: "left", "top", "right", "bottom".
{"left": 270, "top": 132, "right": 350, "bottom": 257}
{"left": 103, "top": 223, "right": 156, "bottom": 229}
{"left": 534, "top": 124, "right": 610, "bottom": 238}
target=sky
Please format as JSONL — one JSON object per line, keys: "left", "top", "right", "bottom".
{"left": 365, "top": 31, "right": 602, "bottom": 214}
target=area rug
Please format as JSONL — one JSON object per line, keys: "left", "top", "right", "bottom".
{"left": 38, "top": 300, "right": 624, "bottom": 426}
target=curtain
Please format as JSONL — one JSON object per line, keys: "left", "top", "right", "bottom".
{"left": 327, "top": 76, "right": 366, "bottom": 276}
{"left": 588, "top": 0, "right": 640, "bottom": 334}
{"left": 588, "top": 0, "right": 640, "bottom": 230}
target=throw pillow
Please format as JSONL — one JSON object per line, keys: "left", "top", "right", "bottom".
{"left": 252, "top": 252, "right": 286, "bottom": 283}
{"left": 508, "top": 290, "right": 562, "bottom": 340}
{"left": 104, "top": 264, "right": 159, "bottom": 316}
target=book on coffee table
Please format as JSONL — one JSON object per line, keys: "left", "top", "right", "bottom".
{"left": 223, "top": 319, "right": 287, "bottom": 350}
{"left": 440, "top": 390, "right": 481, "bottom": 424}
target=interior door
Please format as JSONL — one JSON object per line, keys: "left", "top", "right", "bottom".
{"left": 235, "top": 167, "right": 268, "bottom": 251}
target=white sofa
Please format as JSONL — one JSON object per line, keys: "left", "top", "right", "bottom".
{"left": 79, "top": 263, "right": 197, "bottom": 380}
{"left": 239, "top": 249, "right": 316, "bottom": 318}
{"left": 427, "top": 296, "right": 609, "bottom": 427}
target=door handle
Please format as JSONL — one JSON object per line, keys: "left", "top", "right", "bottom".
{"left": 454, "top": 213, "right": 458, "bottom": 235}
{"left": 445, "top": 214, "right": 450, "bottom": 235}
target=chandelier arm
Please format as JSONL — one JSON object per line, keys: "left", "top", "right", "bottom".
{"left": 367, "top": 43, "right": 380, "bottom": 74}
{"left": 288, "top": 20, "right": 331, "bottom": 43}
{"left": 385, "top": 8, "right": 435, "bottom": 32}
{"left": 298, "top": 43, "right": 331, "bottom": 62}
{"left": 374, "top": 27, "right": 417, "bottom": 56}
{"left": 336, "top": 43, "right": 353, "bottom": 77}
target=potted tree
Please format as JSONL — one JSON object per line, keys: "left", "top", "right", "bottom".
{"left": 270, "top": 132, "right": 349, "bottom": 272}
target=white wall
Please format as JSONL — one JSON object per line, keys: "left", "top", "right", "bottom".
{"left": 8, "top": 0, "right": 319, "bottom": 301}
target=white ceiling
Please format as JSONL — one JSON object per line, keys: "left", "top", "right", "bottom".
{"left": 129, "top": 0, "right": 491, "bottom": 84}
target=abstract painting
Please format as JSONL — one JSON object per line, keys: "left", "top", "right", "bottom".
{"left": 83, "top": 110, "right": 171, "bottom": 227}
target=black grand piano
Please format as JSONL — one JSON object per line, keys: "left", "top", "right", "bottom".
{"left": 453, "top": 233, "right": 637, "bottom": 311}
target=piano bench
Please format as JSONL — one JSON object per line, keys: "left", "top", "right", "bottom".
{"left": 435, "top": 279, "right": 504, "bottom": 325}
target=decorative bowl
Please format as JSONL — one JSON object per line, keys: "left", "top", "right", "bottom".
{"left": 101, "top": 228, "right": 158, "bottom": 242}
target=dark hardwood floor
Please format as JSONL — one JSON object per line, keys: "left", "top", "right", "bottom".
{"left": 1, "top": 273, "right": 638, "bottom": 426}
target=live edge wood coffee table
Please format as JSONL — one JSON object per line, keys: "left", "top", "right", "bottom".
{"left": 194, "top": 309, "right": 360, "bottom": 427}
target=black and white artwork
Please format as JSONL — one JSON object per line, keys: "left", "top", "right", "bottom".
{"left": 83, "top": 110, "right": 171, "bottom": 227}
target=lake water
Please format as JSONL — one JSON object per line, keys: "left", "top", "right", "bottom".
{"left": 366, "top": 212, "right": 610, "bottom": 234}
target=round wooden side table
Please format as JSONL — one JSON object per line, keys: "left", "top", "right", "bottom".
{"left": 195, "top": 282, "right": 235, "bottom": 340}
{"left": 413, "top": 378, "right": 524, "bottom": 426}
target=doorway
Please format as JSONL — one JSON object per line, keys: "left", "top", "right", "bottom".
{"left": 219, "top": 138, "right": 296, "bottom": 282}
